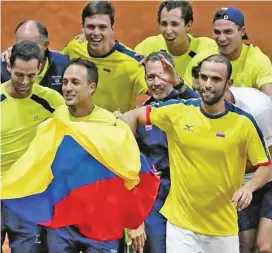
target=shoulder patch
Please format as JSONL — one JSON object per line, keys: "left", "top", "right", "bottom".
{"left": 30, "top": 94, "right": 55, "bottom": 113}
{"left": 188, "top": 51, "right": 197, "bottom": 58}
{"left": 1, "top": 93, "right": 7, "bottom": 102}
{"left": 115, "top": 42, "right": 143, "bottom": 62}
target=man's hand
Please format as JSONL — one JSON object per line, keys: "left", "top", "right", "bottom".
{"left": 1, "top": 46, "right": 12, "bottom": 65}
{"left": 126, "top": 223, "right": 146, "bottom": 252}
{"left": 113, "top": 111, "right": 122, "bottom": 119}
{"left": 154, "top": 168, "right": 162, "bottom": 179}
{"left": 232, "top": 184, "right": 253, "bottom": 211}
{"left": 74, "top": 32, "right": 86, "bottom": 43}
{"left": 156, "top": 54, "right": 181, "bottom": 86}
{"left": 136, "top": 53, "right": 147, "bottom": 66}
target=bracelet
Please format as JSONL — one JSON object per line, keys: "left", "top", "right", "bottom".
{"left": 174, "top": 78, "right": 184, "bottom": 90}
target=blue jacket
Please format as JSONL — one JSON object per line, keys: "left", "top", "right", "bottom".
{"left": 1, "top": 49, "right": 69, "bottom": 94}
{"left": 136, "top": 88, "right": 198, "bottom": 179}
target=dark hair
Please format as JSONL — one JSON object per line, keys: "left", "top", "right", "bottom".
{"left": 15, "top": 20, "right": 48, "bottom": 45}
{"left": 82, "top": 1, "right": 115, "bottom": 26}
{"left": 158, "top": 1, "right": 193, "bottom": 25}
{"left": 192, "top": 65, "right": 200, "bottom": 79}
{"left": 199, "top": 54, "right": 232, "bottom": 80}
{"left": 64, "top": 58, "right": 99, "bottom": 84}
{"left": 10, "top": 40, "right": 42, "bottom": 68}
{"left": 145, "top": 50, "right": 175, "bottom": 67}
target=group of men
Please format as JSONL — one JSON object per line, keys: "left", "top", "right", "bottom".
{"left": 1, "top": 1, "right": 272, "bottom": 253}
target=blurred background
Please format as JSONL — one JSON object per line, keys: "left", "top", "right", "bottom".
{"left": 1, "top": 1, "right": 271, "bottom": 57}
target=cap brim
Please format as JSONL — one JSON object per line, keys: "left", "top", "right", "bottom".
{"left": 242, "top": 33, "right": 249, "bottom": 40}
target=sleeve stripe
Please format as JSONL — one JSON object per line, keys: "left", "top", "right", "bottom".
{"left": 31, "top": 94, "right": 55, "bottom": 113}
{"left": 228, "top": 102, "right": 271, "bottom": 160}
{"left": 1, "top": 94, "right": 7, "bottom": 102}
{"left": 256, "top": 160, "right": 272, "bottom": 168}
{"left": 146, "top": 105, "right": 151, "bottom": 125}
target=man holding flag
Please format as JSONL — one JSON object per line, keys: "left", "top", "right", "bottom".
{"left": 2, "top": 58, "right": 159, "bottom": 253}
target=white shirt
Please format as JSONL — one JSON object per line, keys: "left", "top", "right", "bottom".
{"left": 230, "top": 87, "right": 272, "bottom": 182}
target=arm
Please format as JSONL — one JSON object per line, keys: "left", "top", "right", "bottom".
{"left": 126, "top": 223, "right": 146, "bottom": 252}
{"left": 232, "top": 162, "right": 272, "bottom": 211}
{"left": 260, "top": 83, "right": 272, "bottom": 98}
{"left": 255, "top": 52, "right": 272, "bottom": 97}
{"left": 1, "top": 46, "right": 12, "bottom": 64}
{"left": 244, "top": 162, "right": 272, "bottom": 192}
{"left": 232, "top": 119, "right": 272, "bottom": 211}
{"left": 119, "top": 106, "right": 149, "bottom": 135}
{"left": 176, "top": 81, "right": 199, "bottom": 99}
{"left": 246, "top": 146, "right": 272, "bottom": 172}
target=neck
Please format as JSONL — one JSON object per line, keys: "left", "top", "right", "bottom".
{"left": 167, "top": 34, "right": 190, "bottom": 56}
{"left": 6, "top": 80, "right": 31, "bottom": 99}
{"left": 39, "top": 57, "right": 46, "bottom": 74}
{"left": 87, "top": 40, "right": 115, "bottom": 57}
{"left": 221, "top": 43, "right": 243, "bottom": 61}
{"left": 37, "top": 50, "right": 46, "bottom": 74}
{"left": 201, "top": 99, "right": 226, "bottom": 116}
{"left": 224, "top": 90, "right": 235, "bottom": 104}
{"left": 68, "top": 103, "right": 94, "bottom": 117}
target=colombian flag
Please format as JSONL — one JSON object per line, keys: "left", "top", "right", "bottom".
{"left": 1, "top": 119, "right": 159, "bottom": 241}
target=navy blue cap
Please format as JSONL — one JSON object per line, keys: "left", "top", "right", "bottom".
{"left": 213, "top": 7, "right": 248, "bottom": 40}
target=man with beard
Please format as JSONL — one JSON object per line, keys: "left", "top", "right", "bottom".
{"left": 134, "top": 50, "right": 198, "bottom": 253}
{"left": 1, "top": 20, "right": 69, "bottom": 94}
{"left": 212, "top": 7, "right": 272, "bottom": 97}
{"left": 134, "top": 0, "right": 218, "bottom": 87}
{"left": 1, "top": 41, "right": 64, "bottom": 253}
{"left": 61, "top": 1, "right": 147, "bottom": 113}
{"left": 117, "top": 54, "right": 272, "bottom": 253}
{"left": 192, "top": 65, "right": 272, "bottom": 253}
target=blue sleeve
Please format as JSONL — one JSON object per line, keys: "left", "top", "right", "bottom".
{"left": 1, "top": 61, "right": 11, "bottom": 83}
{"left": 178, "top": 85, "right": 199, "bottom": 99}
{"left": 150, "top": 99, "right": 184, "bottom": 108}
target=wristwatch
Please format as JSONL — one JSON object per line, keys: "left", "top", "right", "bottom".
{"left": 174, "top": 78, "right": 184, "bottom": 90}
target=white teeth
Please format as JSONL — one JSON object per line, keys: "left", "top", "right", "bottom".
{"left": 91, "top": 38, "right": 102, "bottom": 42}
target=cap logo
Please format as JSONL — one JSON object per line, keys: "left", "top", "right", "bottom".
{"left": 223, "top": 15, "right": 229, "bottom": 20}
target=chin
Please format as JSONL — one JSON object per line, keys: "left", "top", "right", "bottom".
{"left": 152, "top": 94, "right": 164, "bottom": 101}
{"left": 19, "top": 91, "right": 31, "bottom": 97}
{"left": 65, "top": 101, "right": 75, "bottom": 106}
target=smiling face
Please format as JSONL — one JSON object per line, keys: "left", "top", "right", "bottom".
{"left": 8, "top": 58, "right": 40, "bottom": 98}
{"left": 199, "top": 61, "right": 231, "bottom": 106}
{"left": 145, "top": 60, "right": 174, "bottom": 101}
{"left": 159, "top": 7, "right": 191, "bottom": 48}
{"left": 213, "top": 19, "right": 244, "bottom": 59}
{"left": 62, "top": 64, "right": 96, "bottom": 107}
{"left": 83, "top": 14, "right": 114, "bottom": 56}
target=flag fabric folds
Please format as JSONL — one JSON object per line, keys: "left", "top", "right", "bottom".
{"left": 2, "top": 119, "right": 160, "bottom": 241}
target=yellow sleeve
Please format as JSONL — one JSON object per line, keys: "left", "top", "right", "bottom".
{"left": 149, "top": 103, "right": 181, "bottom": 132}
{"left": 134, "top": 36, "right": 162, "bottom": 56}
{"left": 43, "top": 89, "right": 65, "bottom": 119}
{"left": 254, "top": 53, "right": 272, "bottom": 89}
{"left": 134, "top": 39, "right": 150, "bottom": 55}
{"left": 51, "top": 105, "right": 70, "bottom": 123}
{"left": 60, "top": 46, "right": 68, "bottom": 56}
{"left": 132, "top": 66, "right": 147, "bottom": 96}
{"left": 59, "top": 40, "right": 73, "bottom": 56}
{"left": 49, "top": 90, "right": 65, "bottom": 109}
{"left": 245, "top": 118, "right": 271, "bottom": 166}
{"left": 59, "top": 39, "right": 79, "bottom": 57}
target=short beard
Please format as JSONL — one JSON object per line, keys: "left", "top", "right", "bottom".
{"left": 201, "top": 88, "right": 226, "bottom": 106}
{"left": 68, "top": 105, "right": 77, "bottom": 115}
